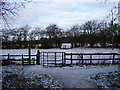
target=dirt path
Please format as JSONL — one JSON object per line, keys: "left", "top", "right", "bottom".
{"left": 24, "top": 65, "right": 119, "bottom": 88}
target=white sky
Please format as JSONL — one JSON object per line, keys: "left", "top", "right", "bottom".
{"left": 4, "top": 0, "right": 119, "bottom": 29}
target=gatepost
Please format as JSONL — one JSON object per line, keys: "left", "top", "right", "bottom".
{"left": 36, "top": 50, "right": 40, "bottom": 65}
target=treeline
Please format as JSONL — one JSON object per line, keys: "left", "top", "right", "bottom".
{"left": 2, "top": 20, "right": 120, "bottom": 49}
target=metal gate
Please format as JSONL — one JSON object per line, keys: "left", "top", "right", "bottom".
{"left": 40, "top": 52, "right": 64, "bottom": 67}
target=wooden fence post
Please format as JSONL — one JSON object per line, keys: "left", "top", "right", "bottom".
{"left": 55, "top": 52, "right": 56, "bottom": 66}
{"left": 7, "top": 53, "right": 10, "bottom": 65}
{"left": 112, "top": 53, "right": 115, "bottom": 64}
{"left": 47, "top": 53, "right": 48, "bottom": 67}
{"left": 78, "top": 54, "right": 81, "bottom": 66}
{"left": 90, "top": 55, "right": 92, "bottom": 64}
{"left": 36, "top": 50, "right": 40, "bottom": 65}
{"left": 43, "top": 52, "right": 45, "bottom": 67}
{"left": 64, "top": 53, "right": 66, "bottom": 66}
{"left": 28, "top": 48, "right": 31, "bottom": 65}
{"left": 22, "top": 54, "right": 24, "bottom": 65}
{"left": 81, "top": 54, "right": 83, "bottom": 64}
{"left": 62, "top": 52, "right": 64, "bottom": 66}
{"left": 71, "top": 53, "right": 72, "bottom": 66}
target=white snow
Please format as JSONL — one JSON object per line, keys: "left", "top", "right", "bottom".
{"left": 2, "top": 63, "right": 119, "bottom": 88}
{"left": 23, "top": 65, "right": 119, "bottom": 88}
{"left": 2, "top": 65, "right": 62, "bottom": 89}
{"left": 87, "top": 71, "right": 120, "bottom": 88}
{"left": 1, "top": 48, "right": 119, "bottom": 55}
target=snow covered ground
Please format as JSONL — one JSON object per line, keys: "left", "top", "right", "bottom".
{"left": 24, "top": 65, "right": 119, "bottom": 88}
{"left": 87, "top": 70, "right": 120, "bottom": 89}
{"left": 2, "top": 65, "right": 119, "bottom": 89}
{"left": 2, "top": 65, "right": 62, "bottom": 89}
{"left": 1, "top": 48, "right": 119, "bottom": 55}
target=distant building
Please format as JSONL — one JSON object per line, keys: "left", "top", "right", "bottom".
{"left": 93, "top": 43, "right": 101, "bottom": 47}
{"left": 61, "top": 43, "right": 72, "bottom": 49}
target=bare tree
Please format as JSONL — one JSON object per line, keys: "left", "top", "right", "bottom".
{"left": 2, "top": 28, "right": 10, "bottom": 42}
{"left": 28, "top": 30, "right": 36, "bottom": 41}
{"left": 69, "top": 25, "right": 80, "bottom": 37}
{"left": 19, "top": 25, "right": 30, "bottom": 41}
{"left": 46, "top": 24, "right": 62, "bottom": 38}
{"left": 34, "top": 26, "right": 45, "bottom": 39}
{"left": 83, "top": 20, "right": 100, "bottom": 34}
{"left": 0, "top": 0, "right": 32, "bottom": 27}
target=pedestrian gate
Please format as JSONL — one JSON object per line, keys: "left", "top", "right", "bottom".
{"left": 40, "top": 52, "right": 64, "bottom": 67}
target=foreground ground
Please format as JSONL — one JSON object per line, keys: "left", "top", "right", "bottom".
{"left": 2, "top": 65, "right": 120, "bottom": 89}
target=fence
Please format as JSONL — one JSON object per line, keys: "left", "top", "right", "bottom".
{"left": 64, "top": 53, "right": 120, "bottom": 66}
{"left": 1, "top": 53, "right": 40, "bottom": 65}
{"left": 1, "top": 51, "right": 120, "bottom": 66}
{"left": 41, "top": 52, "right": 120, "bottom": 67}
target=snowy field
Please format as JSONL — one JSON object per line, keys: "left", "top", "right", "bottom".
{"left": 1, "top": 48, "right": 120, "bottom": 55}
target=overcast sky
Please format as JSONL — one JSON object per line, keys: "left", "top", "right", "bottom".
{"left": 6, "top": 0, "right": 119, "bottom": 29}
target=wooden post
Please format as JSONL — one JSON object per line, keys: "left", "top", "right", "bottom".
{"left": 7, "top": 53, "right": 10, "bottom": 65}
{"left": 47, "top": 53, "right": 48, "bottom": 67}
{"left": 112, "top": 53, "right": 115, "bottom": 64}
{"left": 71, "top": 53, "right": 72, "bottom": 66}
{"left": 62, "top": 52, "right": 64, "bottom": 66}
{"left": 90, "top": 55, "right": 92, "bottom": 64}
{"left": 22, "top": 54, "right": 24, "bottom": 65}
{"left": 55, "top": 52, "right": 56, "bottom": 66}
{"left": 43, "top": 52, "right": 44, "bottom": 67}
{"left": 36, "top": 50, "right": 40, "bottom": 65}
{"left": 78, "top": 55, "right": 80, "bottom": 66}
{"left": 28, "top": 48, "right": 31, "bottom": 65}
{"left": 81, "top": 54, "right": 83, "bottom": 64}
{"left": 64, "top": 53, "right": 66, "bottom": 66}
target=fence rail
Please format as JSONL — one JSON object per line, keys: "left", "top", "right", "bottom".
{"left": 40, "top": 52, "right": 120, "bottom": 67}
{"left": 64, "top": 53, "right": 120, "bottom": 55}
{"left": 1, "top": 52, "right": 120, "bottom": 66}
{"left": 1, "top": 55, "right": 36, "bottom": 56}
{"left": 1, "top": 53, "right": 40, "bottom": 65}
{"left": 64, "top": 53, "right": 120, "bottom": 66}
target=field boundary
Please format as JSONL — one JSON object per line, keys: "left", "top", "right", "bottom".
{"left": 1, "top": 51, "right": 120, "bottom": 66}
{"left": 40, "top": 52, "right": 120, "bottom": 67}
